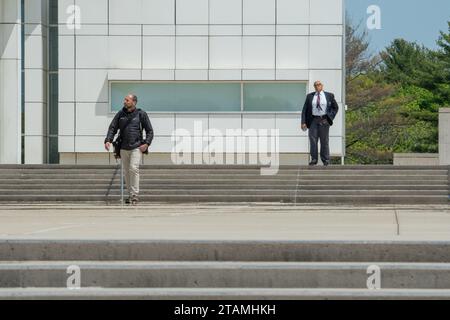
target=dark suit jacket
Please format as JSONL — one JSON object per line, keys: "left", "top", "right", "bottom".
{"left": 301, "top": 91, "right": 339, "bottom": 128}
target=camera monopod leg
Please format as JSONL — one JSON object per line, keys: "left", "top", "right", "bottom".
{"left": 120, "top": 158, "right": 124, "bottom": 206}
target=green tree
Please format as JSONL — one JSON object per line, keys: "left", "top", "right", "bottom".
{"left": 344, "top": 18, "right": 450, "bottom": 164}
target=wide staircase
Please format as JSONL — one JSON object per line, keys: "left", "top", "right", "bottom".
{"left": 0, "top": 240, "right": 450, "bottom": 299}
{"left": 0, "top": 164, "right": 448, "bottom": 204}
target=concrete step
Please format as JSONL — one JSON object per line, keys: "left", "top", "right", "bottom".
{"left": 0, "top": 180, "right": 446, "bottom": 187}
{"left": 0, "top": 169, "right": 447, "bottom": 175}
{"left": 0, "top": 174, "right": 446, "bottom": 180}
{"left": 0, "top": 165, "right": 447, "bottom": 204}
{"left": 0, "top": 194, "right": 447, "bottom": 203}
{"left": 1, "top": 241, "right": 449, "bottom": 262}
{"left": 1, "top": 261, "right": 450, "bottom": 289}
{"left": 0, "top": 190, "right": 446, "bottom": 196}
{"left": 0, "top": 184, "right": 445, "bottom": 190}
{"left": 0, "top": 287, "right": 450, "bottom": 300}
{"left": 0, "top": 164, "right": 447, "bottom": 170}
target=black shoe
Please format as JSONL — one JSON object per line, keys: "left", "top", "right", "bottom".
{"left": 309, "top": 161, "right": 318, "bottom": 166}
{"left": 323, "top": 161, "right": 330, "bottom": 166}
{"left": 124, "top": 197, "right": 131, "bottom": 204}
{"left": 131, "top": 196, "right": 139, "bottom": 205}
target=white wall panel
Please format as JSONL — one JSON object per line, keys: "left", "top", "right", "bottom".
{"left": 278, "top": 136, "right": 308, "bottom": 152}
{"left": 209, "top": 69, "right": 241, "bottom": 80}
{"left": 176, "top": 25, "right": 208, "bottom": 36}
{"left": 175, "top": 69, "right": 208, "bottom": 80}
{"left": 243, "top": 114, "right": 276, "bottom": 131}
{"left": 109, "top": 36, "right": 141, "bottom": 69}
{"left": 24, "top": 103, "right": 44, "bottom": 135}
{"left": 209, "top": 114, "right": 242, "bottom": 133}
{"left": 148, "top": 136, "right": 174, "bottom": 152}
{"left": 176, "top": 37, "right": 208, "bottom": 69}
{"left": 0, "top": 24, "right": 19, "bottom": 59}
{"left": 276, "top": 36, "right": 308, "bottom": 69}
{"left": 76, "top": 36, "right": 108, "bottom": 68}
{"left": 310, "top": 0, "right": 343, "bottom": 25}
{"left": 176, "top": 0, "right": 209, "bottom": 24}
{"left": 75, "top": 69, "right": 108, "bottom": 102}
{"left": 329, "top": 136, "right": 343, "bottom": 155}
{"left": 24, "top": 35, "right": 44, "bottom": 68}
{"left": 24, "top": 136, "right": 44, "bottom": 164}
{"left": 209, "top": 37, "right": 242, "bottom": 69}
{"left": 58, "top": 102, "right": 75, "bottom": 135}
{"left": 75, "top": 102, "right": 109, "bottom": 135}
{"left": 75, "top": 136, "right": 106, "bottom": 152}
{"left": 142, "top": 0, "right": 175, "bottom": 24}
{"left": 310, "top": 25, "right": 343, "bottom": 36}
{"left": 143, "top": 37, "right": 175, "bottom": 69}
{"left": 58, "top": 136, "right": 75, "bottom": 153}
{"left": 175, "top": 114, "right": 208, "bottom": 135}
{"left": 75, "top": 0, "right": 108, "bottom": 24}
{"left": 277, "top": 0, "right": 309, "bottom": 24}
{"left": 141, "top": 69, "right": 175, "bottom": 80}
{"left": 309, "top": 36, "right": 342, "bottom": 69}
{"left": 58, "top": 35, "right": 74, "bottom": 69}
{"left": 243, "top": 0, "right": 275, "bottom": 24}
{"left": 58, "top": 69, "right": 75, "bottom": 102}
{"left": 210, "top": 0, "right": 242, "bottom": 24}
{"left": 109, "top": 0, "right": 142, "bottom": 24}
{"left": 309, "top": 69, "right": 342, "bottom": 102}
{"left": 148, "top": 114, "right": 175, "bottom": 136}
{"left": 242, "top": 36, "right": 275, "bottom": 69}
{"left": 25, "top": 69, "right": 45, "bottom": 102}
{"left": 275, "top": 114, "right": 305, "bottom": 136}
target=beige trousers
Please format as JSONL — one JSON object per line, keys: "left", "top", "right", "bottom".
{"left": 121, "top": 148, "right": 142, "bottom": 198}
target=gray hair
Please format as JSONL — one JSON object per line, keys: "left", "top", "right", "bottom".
{"left": 127, "top": 94, "right": 138, "bottom": 103}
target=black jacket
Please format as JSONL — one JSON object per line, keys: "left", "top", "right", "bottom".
{"left": 301, "top": 91, "right": 339, "bottom": 128}
{"left": 104, "top": 107, "right": 154, "bottom": 150}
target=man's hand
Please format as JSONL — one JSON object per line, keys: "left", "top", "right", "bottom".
{"left": 139, "top": 144, "right": 149, "bottom": 153}
{"left": 104, "top": 142, "right": 111, "bottom": 151}
{"left": 301, "top": 123, "right": 307, "bottom": 131}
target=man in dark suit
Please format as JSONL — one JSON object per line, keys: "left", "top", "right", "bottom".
{"left": 301, "top": 81, "right": 339, "bottom": 166}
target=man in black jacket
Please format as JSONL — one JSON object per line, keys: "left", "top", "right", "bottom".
{"left": 104, "top": 94, "right": 154, "bottom": 205}
{"left": 301, "top": 81, "right": 339, "bottom": 166}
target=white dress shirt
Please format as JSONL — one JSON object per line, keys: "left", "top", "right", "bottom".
{"left": 312, "top": 91, "right": 327, "bottom": 116}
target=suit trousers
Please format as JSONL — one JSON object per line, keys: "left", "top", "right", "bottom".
{"left": 308, "top": 117, "right": 330, "bottom": 164}
{"left": 121, "top": 148, "right": 142, "bottom": 198}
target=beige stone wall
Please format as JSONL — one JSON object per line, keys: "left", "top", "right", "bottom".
{"left": 393, "top": 153, "right": 439, "bottom": 166}
{"left": 59, "top": 152, "right": 310, "bottom": 165}
{"left": 439, "top": 108, "right": 450, "bottom": 165}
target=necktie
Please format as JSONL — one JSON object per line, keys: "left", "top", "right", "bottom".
{"left": 316, "top": 93, "right": 322, "bottom": 111}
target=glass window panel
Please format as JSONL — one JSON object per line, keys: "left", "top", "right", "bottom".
{"left": 243, "top": 83, "right": 306, "bottom": 112}
{"left": 111, "top": 83, "right": 241, "bottom": 112}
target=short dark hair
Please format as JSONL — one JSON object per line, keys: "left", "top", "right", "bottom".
{"left": 128, "top": 94, "right": 138, "bottom": 103}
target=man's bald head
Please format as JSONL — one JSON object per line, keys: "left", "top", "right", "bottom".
{"left": 123, "top": 94, "right": 138, "bottom": 109}
{"left": 313, "top": 81, "right": 323, "bottom": 93}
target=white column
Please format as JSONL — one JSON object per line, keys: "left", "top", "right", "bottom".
{"left": 0, "top": 0, "right": 22, "bottom": 164}
{"left": 23, "top": 0, "right": 48, "bottom": 164}
{"left": 439, "top": 108, "right": 450, "bottom": 165}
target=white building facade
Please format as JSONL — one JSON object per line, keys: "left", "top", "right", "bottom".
{"left": 0, "top": 0, "right": 345, "bottom": 165}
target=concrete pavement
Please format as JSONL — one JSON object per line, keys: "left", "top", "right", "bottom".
{"left": 0, "top": 203, "right": 448, "bottom": 241}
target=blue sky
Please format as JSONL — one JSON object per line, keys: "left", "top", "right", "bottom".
{"left": 345, "top": 0, "right": 450, "bottom": 52}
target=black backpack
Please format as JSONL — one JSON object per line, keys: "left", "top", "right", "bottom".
{"left": 112, "top": 109, "right": 148, "bottom": 159}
